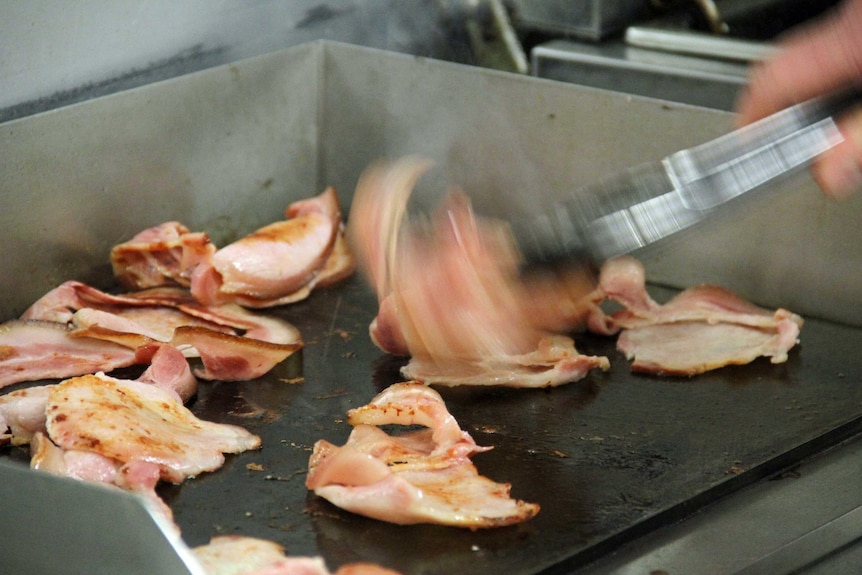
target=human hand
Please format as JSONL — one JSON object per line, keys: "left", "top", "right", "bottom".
{"left": 736, "top": 0, "right": 862, "bottom": 199}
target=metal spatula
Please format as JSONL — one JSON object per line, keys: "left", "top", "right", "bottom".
{"left": 0, "top": 460, "right": 204, "bottom": 575}
{"left": 513, "top": 89, "right": 862, "bottom": 271}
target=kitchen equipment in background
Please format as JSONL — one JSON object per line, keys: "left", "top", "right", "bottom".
{"left": 531, "top": 0, "right": 841, "bottom": 110}
{"left": 507, "top": 0, "right": 651, "bottom": 40}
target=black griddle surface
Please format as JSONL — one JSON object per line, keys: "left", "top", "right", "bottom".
{"left": 10, "top": 277, "right": 862, "bottom": 574}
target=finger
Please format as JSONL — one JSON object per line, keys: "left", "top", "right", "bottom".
{"left": 737, "top": 0, "right": 862, "bottom": 125}
{"left": 812, "top": 106, "right": 862, "bottom": 199}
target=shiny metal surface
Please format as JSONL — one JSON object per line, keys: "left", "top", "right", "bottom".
{"left": 625, "top": 25, "right": 776, "bottom": 61}
{"left": 515, "top": 92, "right": 853, "bottom": 269}
{"left": 507, "top": 0, "right": 650, "bottom": 40}
{"left": 577, "top": 433, "right": 862, "bottom": 575}
{"left": 531, "top": 39, "right": 748, "bottom": 110}
{"left": 0, "top": 460, "right": 203, "bottom": 575}
{"left": 0, "top": 1, "right": 458, "bottom": 123}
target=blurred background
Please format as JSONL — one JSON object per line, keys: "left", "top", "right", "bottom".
{"left": 0, "top": 0, "right": 842, "bottom": 122}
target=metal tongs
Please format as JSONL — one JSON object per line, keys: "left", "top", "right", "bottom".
{"left": 513, "top": 89, "right": 862, "bottom": 272}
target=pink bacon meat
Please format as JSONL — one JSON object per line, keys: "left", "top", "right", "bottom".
{"left": 192, "top": 535, "right": 403, "bottom": 575}
{"left": 46, "top": 373, "right": 261, "bottom": 484}
{"left": 594, "top": 256, "right": 804, "bottom": 375}
{"left": 306, "top": 382, "right": 540, "bottom": 528}
{"left": 110, "top": 221, "right": 216, "bottom": 290}
{"left": 191, "top": 187, "right": 355, "bottom": 308}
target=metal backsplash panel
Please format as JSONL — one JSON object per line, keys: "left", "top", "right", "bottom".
{"left": 316, "top": 43, "right": 862, "bottom": 326}
{"left": 0, "top": 43, "right": 323, "bottom": 319}
{"left": 508, "top": 0, "right": 651, "bottom": 39}
{"left": 1, "top": 41, "right": 860, "bottom": 325}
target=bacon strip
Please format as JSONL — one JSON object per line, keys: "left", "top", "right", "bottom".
{"left": 110, "top": 221, "right": 216, "bottom": 290}
{"left": 402, "top": 335, "right": 609, "bottom": 388}
{"left": 307, "top": 382, "right": 539, "bottom": 528}
{"left": 594, "top": 256, "right": 804, "bottom": 375}
{"left": 0, "top": 385, "right": 52, "bottom": 446}
{"left": 192, "top": 536, "right": 402, "bottom": 575}
{"left": 191, "top": 187, "right": 355, "bottom": 308}
{"left": 16, "top": 281, "right": 302, "bottom": 383}
{"left": 46, "top": 373, "right": 261, "bottom": 483}
{"left": 0, "top": 320, "right": 140, "bottom": 390}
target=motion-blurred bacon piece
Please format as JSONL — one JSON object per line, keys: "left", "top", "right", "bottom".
{"left": 347, "top": 158, "right": 606, "bottom": 388}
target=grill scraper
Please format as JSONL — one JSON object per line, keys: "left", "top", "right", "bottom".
{"left": 513, "top": 90, "right": 862, "bottom": 271}
{"left": 0, "top": 459, "right": 204, "bottom": 575}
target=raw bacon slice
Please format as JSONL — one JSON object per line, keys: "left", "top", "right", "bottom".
{"left": 307, "top": 382, "right": 539, "bottom": 528}
{"left": 595, "top": 256, "right": 804, "bottom": 375}
{"left": 46, "top": 373, "right": 261, "bottom": 483}
{"left": 348, "top": 158, "right": 606, "bottom": 387}
{"left": 17, "top": 281, "right": 302, "bottom": 382}
{"left": 110, "top": 221, "right": 216, "bottom": 290}
{"left": 0, "top": 320, "right": 140, "bottom": 390}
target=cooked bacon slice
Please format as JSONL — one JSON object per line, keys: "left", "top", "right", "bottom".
{"left": 136, "top": 345, "right": 199, "bottom": 402}
{"left": 1, "top": 346, "right": 195, "bottom": 447}
{"left": 0, "top": 385, "right": 51, "bottom": 446}
{"left": 30, "top": 432, "right": 166, "bottom": 498}
{"left": 5, "top": 348, "right": 243, "bottom": 528}
{"left": 402, "top": 335, "right": 610, "bottom": 388}
{"left": 193, "top": 536, "right": 331, "bottom": 575}
{"left": 0, "top": 320, "right": 140, "bottom": 390}
{"left": 307, "top": 382, "right": 539, "bottom": 528}
{"left": 31, "top": 432, "right": 123, "bottom": 483}
{"left": 170, "top": 326, "right": 301, "bottom": 381}
{"left": 192, "top": 536, "right": 402, "bottom": 575}
{"left": 71, "top": 306, "right": 231, "bottom": 343}
{"left": 46, "top": 373, "right": 261, "bottom": 483}
{"left": 313, "top": 231, "right": 357, "bottom": 289}
{"left": 110, "top": 221, "right": 216, "bottom": 290}
{"left": 207, "top": 216, "right": 333, "bottom": 298}
{"left": 595, "top": 256, "right": 804, "bottom": 375}
{"left": 191, "top": 187, "right": 354, "bottom": 308}
{"left": 348, "top": 158, "right": 606, "bottom": 387}
{"left": 47, "top": 283, "right": 303, "bottom": 346}
{"left": 17, "top": 281, "right": 302, "bottom": 383}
